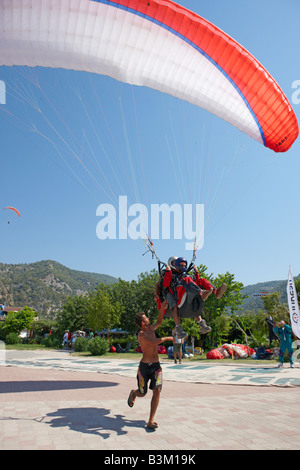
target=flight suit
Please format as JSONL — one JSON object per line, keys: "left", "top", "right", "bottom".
{"left": 274, "top": 324, "right": 294, "bottom": 365}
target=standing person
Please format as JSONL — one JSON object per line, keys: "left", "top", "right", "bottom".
{"left": 67, "top": 331, "right": 71, "bottom": 349}
{"left": 127, "top": 300, "right": 173, "bottom": 430}
{"left": 274, "top": 320, "right": 295, "bottom": 368}
{"left": 63, "top": 330, "right": 69, "bottom": 349}
{"left": 172, "top": 325, "right": 184, "bottom": 364}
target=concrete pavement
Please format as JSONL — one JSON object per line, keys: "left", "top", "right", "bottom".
{"left": 1, "top": 349, "right": 300, "bottom": 451}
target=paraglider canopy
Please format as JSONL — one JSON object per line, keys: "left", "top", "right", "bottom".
{"left": 3, "top": 207, "right": 21, "bottom": 217}
{"left": 0, "top": 0, "right": 298, "bottom": 152}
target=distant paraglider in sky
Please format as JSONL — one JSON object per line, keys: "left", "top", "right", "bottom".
{"left": 3, "top": 206, "right": 21, "bottom": 223}
{"left": 0, "top": 0, "right": 298, "bottom": 153}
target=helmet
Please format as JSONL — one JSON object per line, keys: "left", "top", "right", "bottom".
{"left": 174, "top": 257, "right": 188, "bottom": 273}
{"left": 168, "top": 256, "right": 178, "bottom": 268}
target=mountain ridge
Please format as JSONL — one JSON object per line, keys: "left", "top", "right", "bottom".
{"left": 241, "top": 275, "right": 299, "bottom": 311}
{"left": 0, "top": 259, "right": 117, "bottom": 319}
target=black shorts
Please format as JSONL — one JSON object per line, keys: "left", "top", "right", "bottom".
{"left": 137, "top": 361, "right": 163, "bottom": 394}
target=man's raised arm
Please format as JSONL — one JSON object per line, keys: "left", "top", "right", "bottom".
{"left": 152, "top": 299, "right": 168, "bottom": 330}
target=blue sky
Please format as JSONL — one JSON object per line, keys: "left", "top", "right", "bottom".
{"left": 0, "top": 0, "right": 299, "bottom": 287}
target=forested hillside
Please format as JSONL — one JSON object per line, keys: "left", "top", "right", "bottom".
{"left": 0, "top": 260, "right": 117, "bottom": 319}
{"left": 241, "top": 275, "right": 299, "bottom": 311}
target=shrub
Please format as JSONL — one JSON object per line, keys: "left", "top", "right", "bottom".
{"left": 41, "top": 335, "right": 62, "bottom": 349}
{"left": 74, "top": 336, "right": 89, "bottom": 352}
{"left": 5, "top": 332, "right": 20, "bottom": 345}
{"left": 87, "top": 337, "right": 108, "bottom": 356}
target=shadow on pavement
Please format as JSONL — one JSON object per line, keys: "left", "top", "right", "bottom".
{"left": 46, "top": 407, "right": 146, "bottom": 438}
{"left": 0, "top": 380, "right": 118, "bottom": 394}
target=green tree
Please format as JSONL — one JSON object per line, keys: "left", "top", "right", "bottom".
{"left": 3, "top": 306, "right": 36, "bottom": 335}
{"left": 87, "top": 284, "right": 123, "bottom": 337}
{"left": 228, "top": 313, "right": 254, "bottom": 343}
{"left": 197, "top": 266, "right": 247, "bottom": 347}
{"left": 135, "top": 270, "right": 160, "bottom": 322}
{"left": 262, "top": 291, "right": 289, "bottom": 324}
{"left": 110, "top": 279, "right": 139, "bottom": 334}
{"left": 109, "top": 271, "right": 159, "bottom": 334}
{"left": 56, "top": 295, "right": 89, "bottom": 335}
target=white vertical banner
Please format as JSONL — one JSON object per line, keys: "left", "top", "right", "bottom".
{"left": 287, "top": 266, "right": 300, "bottom": 339}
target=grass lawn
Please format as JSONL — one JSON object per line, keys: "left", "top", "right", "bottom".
{"left": 5, "top": 343, "right": 49, "bottom": 350}
{"left": 3, "top": 343, "right": 279, "bottom": 364}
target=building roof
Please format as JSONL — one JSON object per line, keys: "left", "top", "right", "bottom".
{"left": 1, "top": 307, "right": 23, "bottom": 313}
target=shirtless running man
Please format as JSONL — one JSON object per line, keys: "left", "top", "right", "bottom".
{"left": 127, "top": 300, "right": 173, "bottom": 430}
